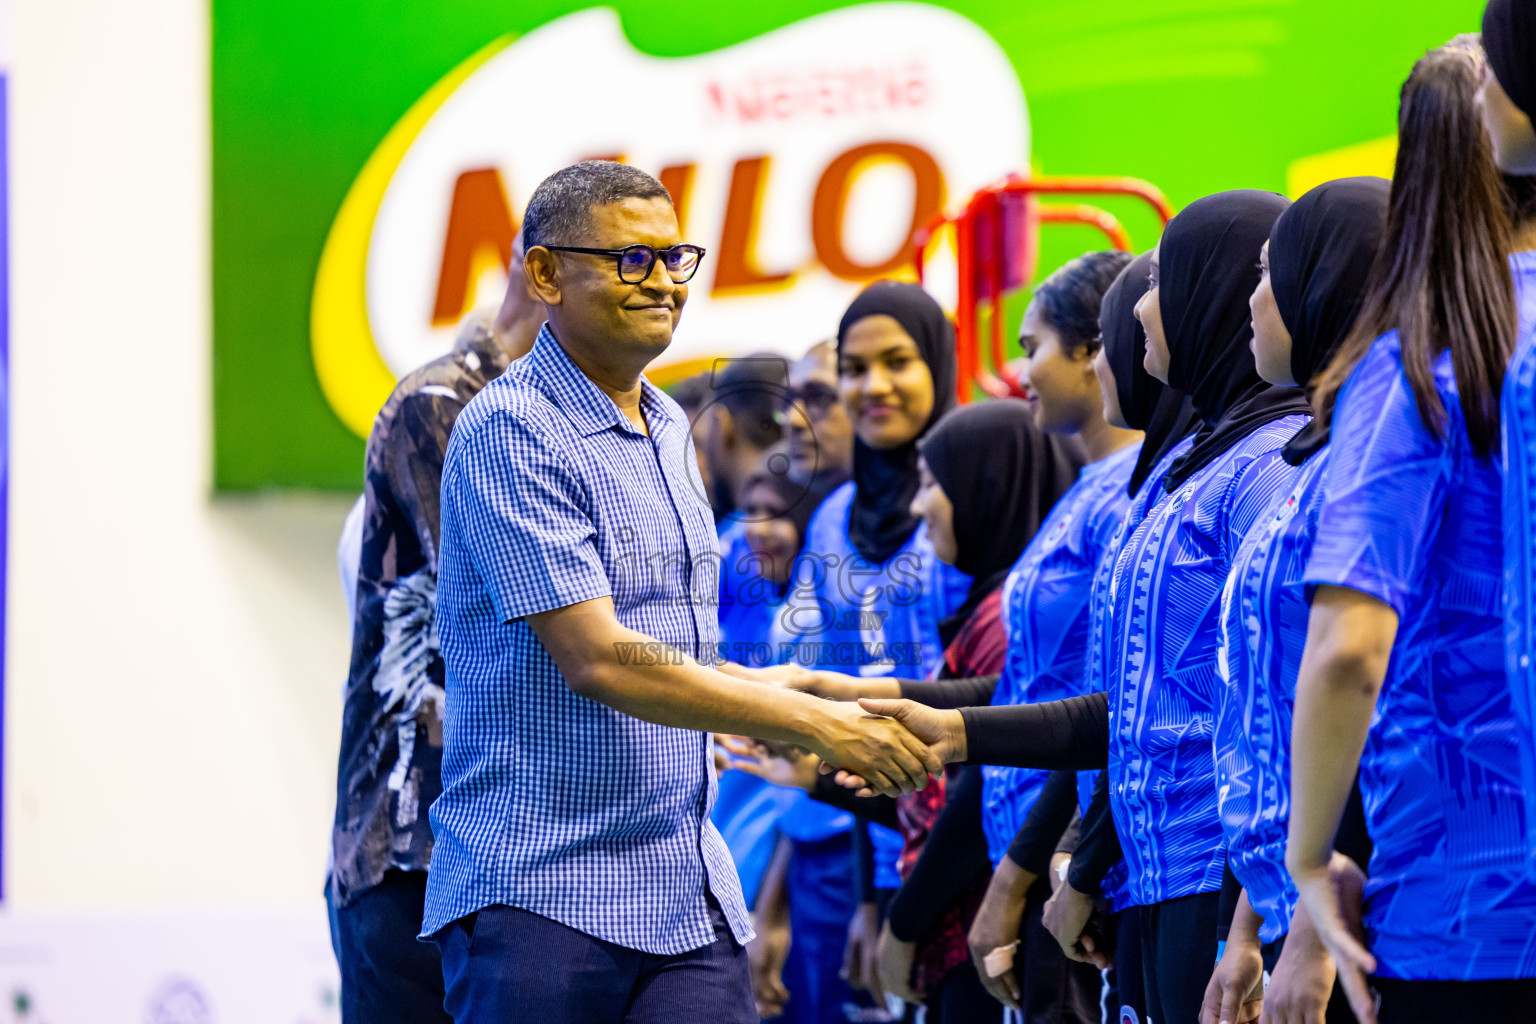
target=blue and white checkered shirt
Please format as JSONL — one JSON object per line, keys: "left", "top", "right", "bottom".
{"left": 421, "top": 326, "right": 753, "bottom": 954}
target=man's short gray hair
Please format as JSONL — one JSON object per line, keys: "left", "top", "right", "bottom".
{"left": 521, "top": 161, "right": 673, "bottom": 249}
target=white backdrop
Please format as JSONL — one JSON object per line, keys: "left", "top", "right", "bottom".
{"left": 6, "top": 0, "right": 350, "bottom": 1012}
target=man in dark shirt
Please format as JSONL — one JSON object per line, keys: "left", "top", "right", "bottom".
{"left": 331, "top": 233, "right": 543, "bottom": 1024}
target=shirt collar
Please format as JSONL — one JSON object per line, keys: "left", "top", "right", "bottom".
{"left": 527, "top": 324, "right": 673, "bottom": 440}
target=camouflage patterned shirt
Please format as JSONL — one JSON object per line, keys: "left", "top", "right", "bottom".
{"left": 331, "top": 326, "right": 510, "bottom": 906}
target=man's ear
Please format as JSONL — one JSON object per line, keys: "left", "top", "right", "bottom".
{"left": 524, "top": 246, "right": 563, "bottom": 306}
{"left": 711, "top": 405, "right": 737, "bottom": 450}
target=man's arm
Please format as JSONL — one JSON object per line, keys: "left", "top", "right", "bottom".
{"left": 527, "top": 597, "right": 941, "bottom": 796}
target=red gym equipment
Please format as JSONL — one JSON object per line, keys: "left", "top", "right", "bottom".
{"left": 914, "top": 175, "right": 1175, "bottom": 402}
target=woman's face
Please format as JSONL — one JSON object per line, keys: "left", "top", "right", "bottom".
{"left": 1135, "top": 243, "right": 1171, "bottom": 383}
{"left": 1480, "top": 61, "right": 1536, "bottom": 175}
{"left": 1093, "top": 346, "right": 1129, "bottom": 429}
{"left": 1020, "top": 301, "right": 1102, "bottom": 435}
{"left": 1249, "top": 240, "right": 1297, "bottom": 386}
{"left": 838, "top": 315, "right": 936, "bottom": 450}
{"left": 909, "top": 457, "right": 957, "bottom": 566}
{"left": 741, "top": 482, "right": 799, "bottom": 587}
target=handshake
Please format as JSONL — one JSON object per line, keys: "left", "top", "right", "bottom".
{"left": 724, "top": 694, "right": 971, "bottom": 799}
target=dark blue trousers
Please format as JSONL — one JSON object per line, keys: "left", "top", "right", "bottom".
{"left": 434, "top": 899, "right": 756, "bottom": 1024}
{"left": 336, "top": 869, "right": 452, "bottom": 1024}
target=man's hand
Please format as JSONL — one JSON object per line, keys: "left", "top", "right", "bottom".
{"left": 716, "top": 734, "right": 820, "bottom": 792}
{"left": 857, "top": 699, "right": 967, "bottom": 762}
{"left": 1289, "top": 853, "right": 1373, "bottom": 1024}
{"left": 805, "top": 700, "right": 941, "bottom": 797}
{"left": 747, "top": 913, "right": 792, "bottom": 1019}
{"left": 875, "top": 920, "right": 920, "bottom": 1004}
{"left": 842, "top": 902, "right": 886, "bottom": 1006}
{"left": 1042, "top": 878, "right": 1107, "bottom": 968}
{"left": 1262, "top": 902, "right": 1337, "bottom": 1024}
{"left": 1201, "top": 934, "right": 1264, "bottom": 1024}
{"left": 968, "top": 857, "right": 1034, "bottom": 1009}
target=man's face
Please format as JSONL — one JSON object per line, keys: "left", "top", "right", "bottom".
{"left": 786, "top": 346, "right": 854, "bottom": 480}
{"left": 544, "top": 196, "right": 688, "bottom": 367}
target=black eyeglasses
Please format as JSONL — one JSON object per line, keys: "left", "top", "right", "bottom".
{"left": 773, "top": 382, "right": 840, "bottom": 424}
{"left": 543, "top": 243, "right": 706, "bottom": 284}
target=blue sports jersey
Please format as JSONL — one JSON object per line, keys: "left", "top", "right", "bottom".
{"left": 1500, "top": 250, "right": 1536, "bottom": 852}
{"left": 716, "top": 520, "right": 784, "bottom": 668}
{"left": 981, "top": 443, "right": 1140, "bottom": 867}
{"left": 1079, "top": 437, "right": 1194, "bottom": 906}
{"left": 1306, "top": 332, "right": 1536, "bottom": 981}
{"left": 777, "top": 482, "right": 970, "bottom": 887}
{"left": 1104, "top": 414, "right": 1310, "bottom": 910}
{"left": 1214, "top": 450, "right": 1324, "bottom": 942}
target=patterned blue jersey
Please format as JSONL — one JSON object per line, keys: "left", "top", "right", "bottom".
{"left": 1080, "top": 438, "right": 1194, "bottom": 905}
{"left": 1105, "top": 414, "right": 1310, "bottom": 909}
{"left": 981, "top": 443, "right": 1140, "bottom": 867}
{"left": 1215, "top": 450, "right": 1324, "bottom": 942}
{"left": 1500, "top": 250, "right": 1536, "bottom": 852}
{"left": 777, "top": 482, "right": 969, "bottom": 887}
{"left": 1306, "top": 332, "right": 1536, "bottom": 981}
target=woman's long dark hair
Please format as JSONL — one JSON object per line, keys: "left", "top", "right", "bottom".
{"left": 1311, "top": 43, "right": 1517, "bottom": 456}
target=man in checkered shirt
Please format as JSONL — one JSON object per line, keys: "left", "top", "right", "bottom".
{"left": 422, "top": 161, "right": 941, "bottom": 1024}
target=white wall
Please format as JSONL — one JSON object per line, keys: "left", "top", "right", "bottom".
{"left": 6, "top": 0, "right": 351, "bottom": 907}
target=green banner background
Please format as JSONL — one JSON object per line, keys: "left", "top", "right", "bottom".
{"left": 212, "top": 0, "right": 1484, "bottom": 490}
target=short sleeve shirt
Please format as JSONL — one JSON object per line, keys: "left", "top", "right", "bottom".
{"left": 981, "top": 443, "right": 1140, "bottom": 866}
{"left": 1104, "top": 414, "right": 1310, "bottom": 909}
{"left": 421, "top": 327, "right": 752, "bottom": 954}
{"left": 1306, "top": 333, "right": 1536, "bottom": 981}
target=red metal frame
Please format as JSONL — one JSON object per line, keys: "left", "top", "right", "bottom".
{"left": 915, "top": 174, "right": 1174, "bottom": 402}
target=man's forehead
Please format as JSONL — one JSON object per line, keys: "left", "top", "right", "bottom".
{"left": 586, "top": 196, "right": 681, "bottom": 246}
{"left": 792, "top": 348, "right": 836, "bottom": 385}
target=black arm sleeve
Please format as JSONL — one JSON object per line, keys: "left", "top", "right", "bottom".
{"left": 811, "top": 773, "right": 901, "bottom": 832}
{"left": 900, "top": 674, "right": 1000, "bottom": 710}
{"left": 959, "top": 692, "right": 1110, "bottom": 769}
{"left": 1066, "top": 771, "right": 1125, "bottom": 895}
{"left": 1334, "top": 772, "right": 1373, "bottom": 871}
{"left": 1056, "top": 810, "right": 1083, "bottom": 857}
{"left": 852, "top": 821, "right": 879, "bottom": 904}
{"left": 1004, "top": 770, "right": 1080, "bottom": 877}
{"left": 886, "top": 765, "right": 992, "bottom": 943}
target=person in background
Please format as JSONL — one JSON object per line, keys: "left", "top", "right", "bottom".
{"left": 1286, "top": 42, "right": 1536, "bottom": 1024}
{"left": 713, "top": 466, "right": 846, "bottom": 1021}
{"left": 780, "top": 340, "right": 856, "bottom": 485}
{"left": 700, "top": 355, "right": 789, "bottom": 522}
{"left": 1483, "top": 0, "right": 1536, "bottom": 861}
{"left": 423, "top": 161, "right": 939, "bottom": 1024}
{"left": 1199, "top": 176, "right": 1389, "bottom": 1024}
{"left": 850, "top": 191, "right": 1311, "bottom": 1024}
{"left": 331, "top": 235, "right": 542, "bottom": 1024}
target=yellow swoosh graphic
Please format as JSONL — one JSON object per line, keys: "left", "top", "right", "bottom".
{"left": 310, "top": 34, "right": 515, "bottom": 438}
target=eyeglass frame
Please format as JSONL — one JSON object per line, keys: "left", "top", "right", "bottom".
{"left": 541, "top": 243, "right": 707, "bottom": 284}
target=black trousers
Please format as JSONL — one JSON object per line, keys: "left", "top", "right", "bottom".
{"left": 1136, "top": 890, "right": 1221, "bottom": 1024}
{"left": 1013, "top": 878, "right": 1104, "bottom": 1024}
{"left": 335, "top": 869, "right": 453, "bottom": 1024}
{"left": 1372, "top": 977, "right": 1536, "bottom": 1024}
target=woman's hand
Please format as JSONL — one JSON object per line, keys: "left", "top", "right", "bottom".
{"left": 1288, "top": 853, "right": 1373, "bottom": 1024}
{"left": 967, "top": 857, "right": 1035, "bottom": 1009}
{"left": 1261, "top": 901, "right": 1338, "bottom": 1024}
{"left": 1200, "top": 934, "right": 1263, "bottom": 1024}
{"left": 819, "top": 699, "right": 966, "bottom": 795}
{"left": 875, "top": 920, "right": 920, "bottom": 1005}
{"left": 1042, "top": 878, "right": 1107, "bottom": 968}
{"left": 842, "top": 902, "right": 886, "bottom": 1006}
{"left": 715, "top": 734, "right": 821, "bottom": 792}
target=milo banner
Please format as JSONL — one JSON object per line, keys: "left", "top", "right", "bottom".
{"left": 213, "top": 0, "right": 1482, "bottom": 490}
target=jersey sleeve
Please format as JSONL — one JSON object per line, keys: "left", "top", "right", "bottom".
{"left": 1303, "top": 340, "right": 1452, "bottom": 615}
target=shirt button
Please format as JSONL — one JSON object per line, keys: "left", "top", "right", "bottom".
{"left": 1523, "top": 655, "right": 1531, "bottom": 669}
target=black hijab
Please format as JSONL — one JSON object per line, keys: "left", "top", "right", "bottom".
{"left": 837, "top": 281, "right": 959, "bottom": 564}
{"left": 1270, "top": 177, "right": 1391, "bottom": 464}
{"left": 1485, "top": 0, "right": 1536, "bottom": 119}
{"left": 919, "top": 400, "right": 1085, "bottom": 645}
{"left": 1159, "top": 190, "right": 1312, "bottom": 491}
{"left": 1101, "top": 252, "right": 1201, "bottom": 496}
